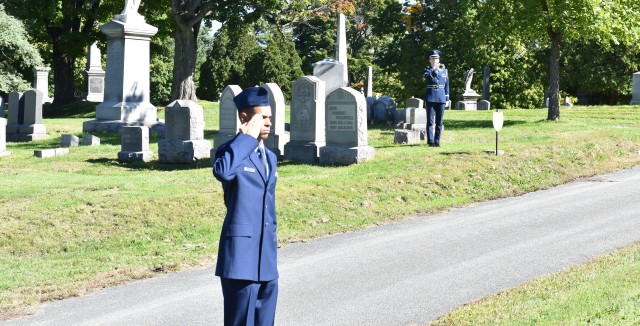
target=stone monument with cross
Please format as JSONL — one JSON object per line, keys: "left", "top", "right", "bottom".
{"left": 83, "top": 0, "right": 160, "bottom": 133}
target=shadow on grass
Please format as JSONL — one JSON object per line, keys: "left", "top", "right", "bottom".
{"left": 43, "top": 101, "right": 97, "bottom": 119}
{"left": 86, "top": 157, "right": 213, "bottom": 171}
{"left": 445, "top": 119, "right": 526, "bottom": 130}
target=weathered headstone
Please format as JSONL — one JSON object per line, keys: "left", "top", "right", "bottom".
{"left": 373, "top": 96, "right": 396, "bottom": 124}
{"left": 408, "top": 108, "right": 427, "bottom": 129}
{"left": 630, "top": 72, "right": 640, "bottom": 105}
{"left": 159, "top": 100, "right": 211, "bottom": 164}
{"left": 455, "top": 68, "right": 481, "bottom": 110}
{"left": 61, "top": 134, "right": 80, "bottom": 147}
{"left": 261, "top": 83, "right": 289, "bottom": 158}
{"left": 33, "top": 67, "right": 52, "bottom": 103}
{"left": 284, "top": 76, "right": 326, "bottom": 164}
{"left": 6, "top": 90, "right": 49, "bottom": 142}
{"left": 83, "top": 42, "right": 106, "bottom": 102}
{"left": 83, "top": 1, "right": 159, "bottom": 133}
{"left": 319, "top": 87, "right": 374, "bottom": 165}
{"left": 482, "top": 65, "right": 490, "bottom": 101}
{"left": 212, "top": 85, "right": 242, "bottom": 157}
{"left": 118, "top": 126, "right": 152, "bottom": 162}
{"left": 366, "top": 66, "right": 373, "bottom": 98}
{"left": 0, "top": 118, "right": 10, "bottom": 157}
{"left": 394, "top": 109, "right": 409, "bottom": 127}
{"left": 34, "top": 148, "right": 69, "bottom": 158}
{"left": 405, "top": 97, "right": 424, "bottom": 109}
{"left": 313, "top": 58, "right": 346, "bottom": 99}
{"left": 82, "top": 134, "right": 101, "bottom": 146}
{"left": 478, "top": 99, "right": 491, "bottom": 110}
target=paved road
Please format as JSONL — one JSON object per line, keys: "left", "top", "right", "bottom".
{"left": 4, "top": 166, "right": 640, "bottom": 325}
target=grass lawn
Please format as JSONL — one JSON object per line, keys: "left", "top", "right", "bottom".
{"left": 1, "top": 101, "right": 640, "bottom": 320}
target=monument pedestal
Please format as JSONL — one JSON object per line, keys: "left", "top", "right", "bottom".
{"left": 84, "top": 16, "right": 158, "bottom": 133}
{"left": 159, "top": 139, "right": 211, "bottom": 163}
{"left": 284, "top": 141, "right": 324, "bottom": 164}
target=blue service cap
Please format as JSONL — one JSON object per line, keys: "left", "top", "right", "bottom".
{"left": 427, "top": 50, "right": 442, "bottom": 58}
{"left": 233, "top": 86, "right": 270, "bottom": 110}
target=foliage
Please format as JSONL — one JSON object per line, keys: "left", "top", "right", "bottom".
{"left": 150, "top": 35, "right": 175, "bottom": 105}
{"left": 0, "top": 4, "right": 43, "bottom": 95}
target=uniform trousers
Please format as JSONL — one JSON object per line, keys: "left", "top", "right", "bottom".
{"left": 427, "top": 101, "right": 446, "bottom": 144}
{"left": 220, "top": 278, "right": 278, "bottom": 326}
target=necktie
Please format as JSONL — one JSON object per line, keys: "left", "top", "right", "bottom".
{"left": 258, "top": 147, "right": 269, "bottom": 176}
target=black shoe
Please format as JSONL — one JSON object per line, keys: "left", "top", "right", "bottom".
{"left": 435, "top": 142, "right": 440, "bottom": 147}
{"left": 428, "top": 142, "right": 435, "bottom": 147}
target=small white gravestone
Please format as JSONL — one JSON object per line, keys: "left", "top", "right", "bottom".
{"left": 0, "top": 118, "right": 11, "bottom": 157}
{"left": 211, "top": 85, "right": 242, "bottom": 158}
{"left": 34, "top": 148, "right": 69, "bottom": 158}
{"left": 118, "top": 126, "right": 152, "bottom": 162}
{"left": 61, "top": 134, "right": 80, "bottom": 147}
{"left": 261, "top": 83, "right": 289, "bottom": 159}
{"left": 408, "top": 108, "right": 427, "bottom": 130}
{"left": 630, "top": 72, "right": 640, "bottom": 105}
{"left": 159, "top": 100, "right": 211, "bottom": 164}
{"left": 284, "top": 76, "right": 326, "bottom": 164}
{"left": 82, "top": 134, "right": 101, "bottom": 146}
{"left": 319, "top": 87, "right": 374, "bottom": 165}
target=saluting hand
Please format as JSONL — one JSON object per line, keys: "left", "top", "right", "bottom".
{"left": 239, "top": 113, "right": 264, "bottom": 139}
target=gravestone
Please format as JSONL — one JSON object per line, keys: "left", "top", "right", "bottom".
{"left": 313, "top": 58, "right": 346, "bottom": 99}
{"left": 408, "top": 108, "right": 427, "bottom": 129}
{"left": 562, "top": 96, "right": 573, "bottom": 107}
{"left": 455, "top": 68, "right": 481, "bottom": 110}
{"left": 394, "top": 109, "right": 410, "bottom": 127}
{"left": 159, "top": 100, "right": 211, "bottom": 164}
{"left": 82, "top": 134, "right": 101, "bottom": 146}
{"left": 33, "top": 67, "right": 52, "bottom": 103}
{"left": 630, "top": 72, "right": 640, "bottom": 105}
{"left": 83, "top": 1, "right": 159, "bottom": 133}
{"left": 373, "top": 96, "right": 396, "bottom": 124}
{"left": 478, "top": 100, "right": 491, "bottom": 110}
{"left": 61, "top": 134, "right": 80, "bottom": 147}
{"left": 284, "top": 76, "right": 326, "bottom": 164}
{"left": 394, "top": 129, "right": 420, "bottom": 144}
{"left": 405, "top": 97, "right": 424, "bottom": 109}
{"left": 34, "top": 148, "right": 69, "bottom": 158}
{"left": 262, "top": 83, "right": 289, "bottom": 159}
{"left": 366, "top": 96, "right": 376, "bottom": 124}
{"left": 0, "top": 118, "right": 10, "bottom": 157}
{"left": 212, "top": 85, "right": 242, "bottom": 157}
{"left": 118, "top": 126, "right": 152, "bottom": 162}
{"left": 319, "top": 87, "right": 374, "bottom": 165}
{"left": 83, "top": 42, "right": 106, "bottom": 102}
{"left": 366, "top": 66, "right": 373, "bottom": 97}
{"left": 6, "top": 90, "right": 49, "bottom": 142}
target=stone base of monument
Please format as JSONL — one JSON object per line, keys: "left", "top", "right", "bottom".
{"left": 264, "top": 132, "right": 290, "bottom": 160}
{"left": 284, "top": 141, "right": 324, "bottom": 164}
{"left": 455, "top": 101, "right": 478, "bottom": 110}
{"left": 118, "top": 150, "right": 153, "bottom": 163}
{"left": 6, "top": 123, "right": 49, "bottom": 142}
{"left": 319, "top": 145, "right": 375, "bottom": 165}
{"left": 159, "top": 139, "right": 211, "bottom": 164}
{"left": 394, "top": 129, "right": 421, "bottom": 144}
{"left": 83, "top": 119, "right": 163, "bottom": 133}
{"left": 0, "top": 151, "right": 10, "bottom": 157}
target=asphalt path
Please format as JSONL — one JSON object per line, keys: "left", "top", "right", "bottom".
{"left": 4, "top": 166, "right": 640, "bottom": 325}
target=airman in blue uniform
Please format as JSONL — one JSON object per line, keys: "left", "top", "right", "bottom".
{"left": 423, "top": 50, "right": 450, "bottom": 147}
{"left": 213, "top": 86, "right": 279, "bottom": 325}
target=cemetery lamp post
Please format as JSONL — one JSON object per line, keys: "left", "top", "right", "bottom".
{"left": 492, "top": 109, "right": 504, "bottom": 156}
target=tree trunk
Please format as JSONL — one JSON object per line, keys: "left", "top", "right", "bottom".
{"left": 171, "top": 21, "right": 199, "bottom": 101}
{"left": 547, "top": 29, "right": 561, "bottom": 121}
{"left": 51, "top": 42, "right": 76, "bottom": 107}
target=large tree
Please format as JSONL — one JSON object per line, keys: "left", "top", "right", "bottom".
{"left": 0, "top": 4, "right": 43, "bottom": 95}
{"left": 480, "top": 0, "right": 640, "bottom": 120}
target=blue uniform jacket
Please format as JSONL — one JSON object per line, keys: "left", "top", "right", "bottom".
{"left": 424, "top": 67, "right": 450, "bottom": 103}
{"left": 213, "top": 133, "right": 278, "bottom": 282}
